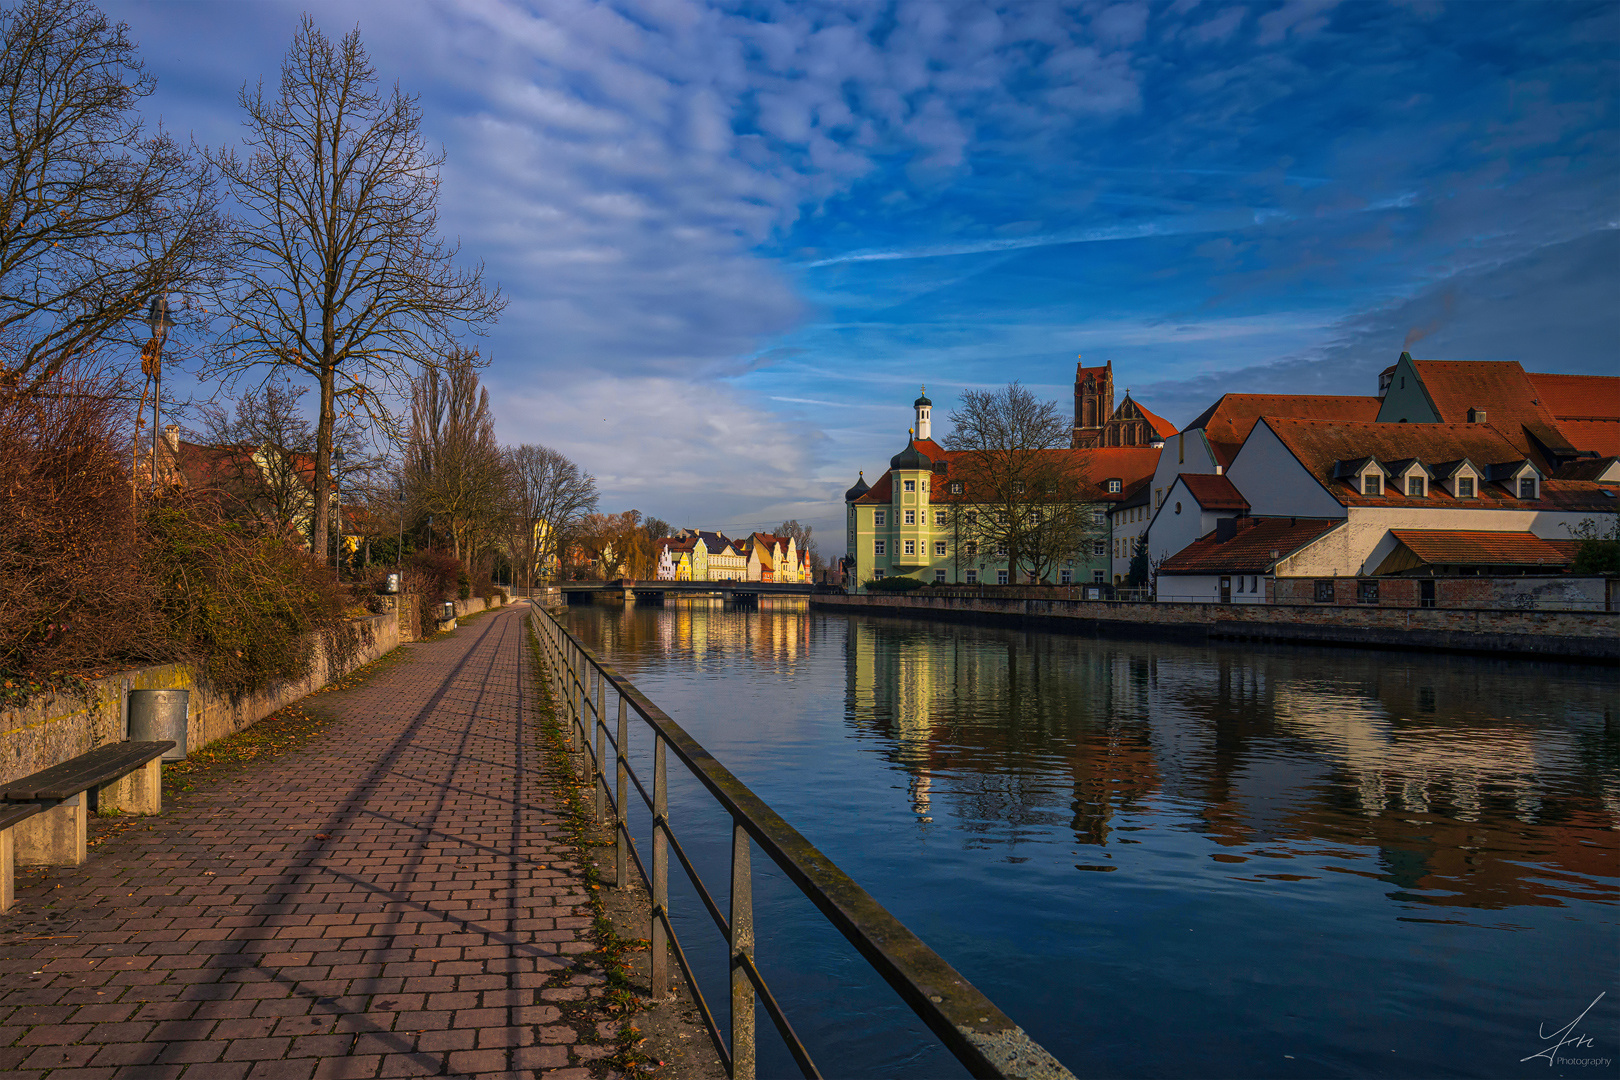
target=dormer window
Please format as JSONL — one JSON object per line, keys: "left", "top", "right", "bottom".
{"left": 1406, "top": 475, "right": 1426, "bottom": 497}
{"left": 1518, "top": 477, "right": 1537, "bottom": 499}
{"left": 1106, "top": 479, "right": 1122, "bottom": 493}
{"left": 949, "top": 481, "right": 962, "bottom": 494}
{"left": 1456, "top": 476, "right": 1475, "bottom": 498}
{"left": 1362, "top": 473, "right": 1382, "bottom": 496}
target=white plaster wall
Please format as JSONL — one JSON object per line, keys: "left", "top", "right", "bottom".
{"left": 1157, "top": 574, "right": 1221, "bottom": 602}
{"left": 1147, "top": 477, "right": 1228, "bottom": 568}
{"left": 1149, "top": 430, "right": 1214, "bottom": 509}
{"left": 1227, "top": 421, "right": 1348, "bottom": 520}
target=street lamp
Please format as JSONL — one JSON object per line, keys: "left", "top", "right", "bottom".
{"left": 144, "top": 295, "right": 174, "bottom": 485}
{"left": 332, "top": 446, "right": 345, "bottom": 581}
{"left": 396, "top": 479, "right": 405, "bottom": 570}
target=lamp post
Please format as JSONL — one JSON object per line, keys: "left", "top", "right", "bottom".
{"left": 144, "top": 295, "right": 174, "bottom": 485}
{"left": 332, "top": 446, "right": 345, "bottom": 581}
{"left": 396, "top": 479, "right": 405, "bottom": 570}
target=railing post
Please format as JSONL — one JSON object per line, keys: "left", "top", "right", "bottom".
{"left": 615, "top": 693, "right": 628, "bottom": 890}
{"left": 594, "top": 673, "right": 606, "bottom": 821}
{"left": 651, "top": 734, "right": 668, "bottom": 997}
{"left": 730, "top": 820, "right": 755, "bottom": 1080}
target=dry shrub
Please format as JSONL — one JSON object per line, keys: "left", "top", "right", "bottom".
{"left": 0, "top": 366, "right": 160, "bottom": 679}
{"left": 402, "top": 548, "right": 460, "bottom": 637}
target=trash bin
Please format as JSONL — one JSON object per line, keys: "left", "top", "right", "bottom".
{"left": 439, "top": 601, "right": 456, "bottom": 622}
{"left": 128, "top": 689, "right": 190, "bottom": 761}
{"left": 385, "top": 572, "right": 400, "bottom": 594}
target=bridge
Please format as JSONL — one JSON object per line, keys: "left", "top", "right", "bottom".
{"left": 557, "top": 578, "right": 829, "bottom": 601}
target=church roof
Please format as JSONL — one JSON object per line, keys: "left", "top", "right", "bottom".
{"left": 913, "top": 385, "right": 932, "bottom": 408}
{"left": 889, "top": 436, "right": 933, "bottom": 471}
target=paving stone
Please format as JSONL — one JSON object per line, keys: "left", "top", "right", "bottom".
{"left": 2, "top": 607, "right": 608, "bottom": 1078}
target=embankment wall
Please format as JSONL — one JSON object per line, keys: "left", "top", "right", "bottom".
{"left": 810, "top": 593, "right": 1618, "bottom": 661}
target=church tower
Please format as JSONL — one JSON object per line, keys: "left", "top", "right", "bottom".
{"left": 1072, "top": 356, "right": 1114, "bottom": 448}
{"left": 914, "top": 387, "right": 932, "bottom": 441}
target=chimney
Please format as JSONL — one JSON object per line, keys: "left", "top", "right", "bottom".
{"left": 1467, "top": 407, "right": 1487, "bottom": 424}
{"left": 163, "top": 424, "right": 180, "bottom": 453}
{"left": 1215, "top": 517, "right": 1238, "bottom": 543}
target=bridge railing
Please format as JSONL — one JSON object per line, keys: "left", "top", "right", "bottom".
{"left": 527, "top": 605, "right": 1072, "bottom": 1080}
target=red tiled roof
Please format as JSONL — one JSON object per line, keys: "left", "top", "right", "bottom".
{"left": 1134, "top": 401, "right": 1177, "bottom": 440}
{"left": 1185, "top": 394, "right": 1382, "bottom": 467}
{"left": 1550, "top": 419, "right": 1620, "bottom": 457}
{"left": 1552, "top": 456, "right": 1620, "bottom": 482}
{"left": 851, "top": 441, "right": 1159, "bottom": 503}
{"left": 1259, "top": 418, "right": 1618, "bottom": 510}
{"left": 1408, "top": 360, "right": 1573, "bottom": 461}
{"left": 1159, "top": 517, "right": 1341, "bottom": 575}
{"left": 1177, "top": 473, "right": 1249, "bottom": 511}
{"left": 1525, "top": 372, "right": 1620, "bottom": 421}
{"left": 1387, "top": 530, "right": 1573, "bottom": 567}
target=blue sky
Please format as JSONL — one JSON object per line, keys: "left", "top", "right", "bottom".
{"left": 118, "top": 0, "right": 1618, "bottom": 553}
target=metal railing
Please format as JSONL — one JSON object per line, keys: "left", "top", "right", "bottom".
{"left": 528, "top": 605, "right": 1073, "bottom": 1080}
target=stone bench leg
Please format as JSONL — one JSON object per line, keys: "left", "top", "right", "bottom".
{"left": 13, "top": 793, "right": 86, "bottom": 868}
{"left": 97, "top": 758, "right": 162, "bottom": 815}
{"left": 1, "top": 826, "right": 13, "bottom": 911}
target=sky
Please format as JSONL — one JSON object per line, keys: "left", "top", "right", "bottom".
{"left": 116, "top": 0, "right": 1619, "bottom": 554}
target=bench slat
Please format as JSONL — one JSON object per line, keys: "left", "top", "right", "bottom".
{"left": 0, "top": 802, "right": 41, "bottom": 830}
{"left": 2, "top": 742, "right": 175, "bottom": 802}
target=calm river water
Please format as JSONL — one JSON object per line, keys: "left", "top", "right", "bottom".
{"left": 563, "top": 599, "right": 1618, "bottom": 1080}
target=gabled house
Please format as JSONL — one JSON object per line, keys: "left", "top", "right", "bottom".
{"left": 1223, "top": 417, "right": 1618, "bottom": 579}
{"left": 1156, "top": 517, "right": 1343, "bottom": 604}
{"left": 1144, "top": 473, "right": 1252, "bottom": 573}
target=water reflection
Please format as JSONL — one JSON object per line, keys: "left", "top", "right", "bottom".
{"left": 569, "top": 599, "right": 1619, "bottom": 1078}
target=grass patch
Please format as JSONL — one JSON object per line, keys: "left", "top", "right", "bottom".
{"left": 526, "top": 618, "right": 657, "bottom": 1076}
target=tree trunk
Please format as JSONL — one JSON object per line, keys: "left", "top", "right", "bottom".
{"left": 313, "top": 364, "right": 336, "bottom": 564}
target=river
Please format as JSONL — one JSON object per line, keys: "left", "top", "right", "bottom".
{"left": 562, "top": 598, "right": 1618, "bottom": 1079}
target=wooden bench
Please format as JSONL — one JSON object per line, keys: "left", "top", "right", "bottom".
{"left": 1, "top": 741, "right": 174, "bottom": 911}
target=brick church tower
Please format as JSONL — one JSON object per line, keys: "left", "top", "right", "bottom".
{"left": 1072, "top": 357, "right": 1114, "bottom": 448}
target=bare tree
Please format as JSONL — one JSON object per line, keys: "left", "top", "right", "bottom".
{"left": 0, "top": 0, "right": 222, "bottom": 402}
{"left": 404, "top": 350, "right": 505, "bottom": 565}
{"left": 943, "top": 381, "right": 1102, "bottom": 584}
{"left": 504, "top": 443, "right": 598, "bottom": 589}
{"left": 206, "top": 16, "right": 503, "bottom": 564}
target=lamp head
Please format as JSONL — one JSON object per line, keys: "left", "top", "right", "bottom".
{"left": 145, "top": 295, "right": 174, "bottom": 342}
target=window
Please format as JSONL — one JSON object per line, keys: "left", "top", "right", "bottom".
{"left": 934, "top": 511, "right": 947, "bottom": 526}
{"left": 996, "top": 511, "right": 1008, "bottom": 525}
{"left": 934, "top": 569, "right": 946, "bottom": 582}
{"left": 1357, "top": 579, "right": 1379, "bottom": 605}
{"left": 903, "top": 540, "right": 915, "bottom": 556}
{"left": 1060, "top": 569, "right": 1072, "bottom": 584}
{"left": 873, "top": 568, "right": 885, "bottom": 579}
{"left": 1013, "top": 481, "right": 1025, "bottom": 493}
{"left": 1518, "top": 477, "right": 1537, "bottom": 499}
{"left": 966, "top": 542, "right": 978, "bottom": 556}
{"left": 1314, "top": 580, "right": 1335, "bottom": 603}
{"left": 965, "top": 569, "right": 978, "bottom": 584}
{"left": 1456, "top": 476, "right": 1475, "bottom": 498}
{"left": 949, "top": 481, "right": 962, "bottom": 494}
{"left": 1407, "top": 475, "right": 1425, "bottom": 497}
{"left": 874, "top": 540, "right": 886, "bottom": 556}
{"left": 874, "top": 511, "right": 886, "bottom": 526}
{"left": 1362, "top": 473, "right": 1382, "bottom": 495}
{"left": 1154, "top": 488, "right": 1163, "bottom": 509}
{"left": 996, "top": 570, "right": 1009, "bottom": 585}
{"left": 934, "top": 541, "right": 947, "bottom": 556}
{"left": 1093, "top": 509, "right": 1106, "bottom": 525}
{"left": 1236, "top": 576, "right": 1244, "bottom": 593}
{"left": 1251, "top": 576, "right": 1259, "bottom": 594}
{"left": 1106, "top": 479, "right": 1122, "bottom": 493}
{"left": 995, "top": 543, "right": 1007, "bottom": 556}
{"left": 903, "top": 479, "right": 915, "bottom": 492}
{"left": 1093, "top": 570, "right": 1105, "bottom": 584}
{"left": 904, "top": 510, "right": 915, "bottom": 525}
{"left": 1092, "top": 540, "right": 1105, "bottom": 557}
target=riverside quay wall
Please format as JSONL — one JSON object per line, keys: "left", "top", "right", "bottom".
{"left": 810, "top": 591, "right": 1618, "bottom": 662}
{"left": 0, "top": 593, "right": 509, "bottom": 786}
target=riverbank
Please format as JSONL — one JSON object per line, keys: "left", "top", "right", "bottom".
{"left": 810, "top": 592, "right": 1620, "bottom": 661}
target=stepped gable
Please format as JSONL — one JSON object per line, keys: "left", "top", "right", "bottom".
{"left": 1187, "top": 393, "right": 1382, "bottom": 467}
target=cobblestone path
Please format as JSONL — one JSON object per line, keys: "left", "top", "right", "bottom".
{"left": 1, "top": 604, "right": 613, "bottom": 1080}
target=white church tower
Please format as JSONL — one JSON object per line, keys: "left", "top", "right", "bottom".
{"left": 913, "top": 387, "right": 932, "bottom": 441}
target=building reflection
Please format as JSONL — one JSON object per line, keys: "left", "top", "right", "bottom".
{"left": 842, "top": 619, "right": 1619, "bottom": 910}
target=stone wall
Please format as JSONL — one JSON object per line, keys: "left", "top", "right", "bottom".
{"left": 1270, "top": 575, "right": 1608, "bottom": 610}
{"left": 1, "top": 611, "right": 400, "bottom": 786}
{"left": 811, "top": 592, "right": 1618, "bottom": 661}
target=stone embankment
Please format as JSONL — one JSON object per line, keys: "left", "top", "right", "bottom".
{"left": 811, "top": 592, "right": 1619, "bottom": 661}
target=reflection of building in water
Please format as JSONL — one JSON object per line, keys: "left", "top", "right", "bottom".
{"left": 848, "top": 622, "right": 945, "bottom": 820}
